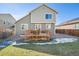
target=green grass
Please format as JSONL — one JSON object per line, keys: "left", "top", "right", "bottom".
{"left": 0, "top": 42, "right": 79, "bottom": 56}
{"left": 0, "top": 45, "right": 50, "bottom": 56}
{"left": 0, "top": 39, "right": 3, "bottom": 42}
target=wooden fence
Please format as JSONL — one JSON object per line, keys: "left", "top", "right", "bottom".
{"left": 56, "top": 29, "right": 79, "bottom": 37}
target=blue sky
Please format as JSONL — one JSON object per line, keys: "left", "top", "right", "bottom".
{"left": 0, "top": 3, "right": 79, "bottom": 25}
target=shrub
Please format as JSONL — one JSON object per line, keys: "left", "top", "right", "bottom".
{"left": 0, "top": 31, "right": 13, "bottom": 39}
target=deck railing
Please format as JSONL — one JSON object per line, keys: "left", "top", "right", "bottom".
{"left": 20, "top": 29, "right": 52, "bottom": 40}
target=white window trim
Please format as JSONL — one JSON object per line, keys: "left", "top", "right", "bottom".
{"left": 46, "top": 24, "right": 51, "bottom": 30}
{"left": 21, "top": 24, "right": 28, "bottom": 30}
{"left": 35, "top": 24, "right": 41, "bottom": 30}
{"left": 44, "top": 13, "right": 53, "bottom": 20}
{"left": 75, "top": 24, "right": 79, "bottom": 29}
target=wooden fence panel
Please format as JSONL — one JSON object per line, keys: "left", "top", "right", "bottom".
{"left": 56, "top": 29, "right": 79, "bottom": 37}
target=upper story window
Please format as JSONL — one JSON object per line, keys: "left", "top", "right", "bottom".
{"left": 45, "top": 14, "right": 52, "bottom": 19}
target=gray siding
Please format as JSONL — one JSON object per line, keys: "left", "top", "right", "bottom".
{"left": 15, "top": 14, "right": 31, "bottom": 35}
{"left": 0, "top": 14, "right": 16, "bottom": 28}
{"left": 31, "top": 5, "right": 56, "bottom": 23}
{"left": 15, "top": 5, "right": 56, "bottom": 38}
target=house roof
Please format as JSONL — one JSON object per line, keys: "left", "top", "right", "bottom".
{"left": 15, "top": 13, "right": 31, "bottom": 24}
{"left": 0, "top": 13, "right": 16, "bottom": 21}
{"left": 29, "top": 4, "right": 58, "bottom": 14}
{"left": 57, "top": 17, "right": 79, "bottom": 27}
{"left": 16, "top": 4, "right": 57, "bottom": 24}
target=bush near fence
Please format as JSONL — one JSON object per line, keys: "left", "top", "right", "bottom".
{"left": 56, "top": 29, "right": 79, "bottom": 37}
{"left": 0, "top": 27, "right": 13, "bottom": 39}
{"left": 0, "top": 31, "right": 13, "bottom": 39}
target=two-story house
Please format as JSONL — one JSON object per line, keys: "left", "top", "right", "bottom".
{"left": 15, "top": 4, "right": 57, "bottom": 40}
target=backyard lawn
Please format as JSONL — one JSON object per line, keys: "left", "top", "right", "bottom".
{"left": 0, "top": 39, "right": 3, "bottom": 42}
{"left": 0, "top": 41, "right": 79, "bottom": 56}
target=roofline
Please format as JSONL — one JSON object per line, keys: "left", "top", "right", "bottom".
{"left": 15, "top": 13, "right": 31, "bottom": 24}
{"left": 15, "top": 4, "right": 58, "bottom": 24}
{"left": 31, "top": 22, "right": 55, "bottom": 24}
{"left": 57, "top": 17, "right": 79, "bottom": 27}
{"left": 0, "top": 13, "right": 16, "bottom": 21}
{"left": 43, "top": 4, "right": 58, "bottom": 14}
{"left": 0, "top": 13, "right": 10, "bottom": 15}
{"left": 9, "top": 14, "right": 16, "bottom": 21}
{"left": 29, "top": 4, "right": 58, "bottom": 14}
{"left": 57, "top": 21, "right": 79, "bottom": 27}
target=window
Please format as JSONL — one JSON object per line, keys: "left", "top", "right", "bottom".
{"left": 21, "top": 24, "right": 28, "bottom": 30}
{"left": 4, "top": 20, "right": 10, "bottom": 25}
{"left": 46, "top": 24, "right": 51, "bottom": 29}
{"left": 35, "top": 24, "right": 41, "bottom": 30}
{"left": 4, "top": 20, "right": 7, "bottom": 24}
{"left": 22, "top": 25, "right": 24, "bottom": 29}
{"left": 75, "top": 24, "right": 79, "bottom": 29}
{"left": 45, "top": 14, "right": 52, "bottom": 19}
{"left": 4, "top": 21, "right": 5, "bottom": 24}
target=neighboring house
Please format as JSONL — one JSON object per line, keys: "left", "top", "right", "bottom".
{"left": 15, "top": 4, "right": 57, "bottom": 40}
{"left": 0, "top": 14, "right": 16, "bottom": 31}
{"left": 56, "top": 17, "right": 79, "bottom": 29}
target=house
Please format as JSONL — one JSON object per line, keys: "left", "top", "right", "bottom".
{"left": 56, "top": 17, "right": 79, "bottom": 29}
{"left": 15, "top": 4, "right": 57, "bottom": 40}
{"left": 0, "top": 14, "right": 16, "bottom": 32}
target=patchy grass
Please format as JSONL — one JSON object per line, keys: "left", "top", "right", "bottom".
{"left": 0, "top": 42, "right": 79, "bottom": 56}
{"left": 0, "top": 39, "right": 3, "bottom": 42}
{"left": 0, "top": 39, "right": 4, "bottom": 43}
{"left": 0, "top": 45, "right": 50, "bottom": 56}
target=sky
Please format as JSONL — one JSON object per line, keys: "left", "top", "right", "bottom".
{"left": 0, "top": 3, "right": 79, "bottom": 25}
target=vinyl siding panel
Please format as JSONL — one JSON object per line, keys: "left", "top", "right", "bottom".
{"left": 15, "top": 14, "right": 31, "bottom": 35}
{"left": 31, "top": 5, "right": 56, "bottom": 23}
{"left": 15, "top": 5, "right": 56, "bottom": 38}
{"left": 0, "top": 14, "right": 16, "bottom": 28}
{"left": 56, "top": 24, "right": 75, "bottom": 29}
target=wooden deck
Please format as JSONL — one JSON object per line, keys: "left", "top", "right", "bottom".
{"left": 20, "top": 29, "right": 52, "bottom": 41}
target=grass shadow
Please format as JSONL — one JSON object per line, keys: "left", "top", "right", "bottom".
{"left": 13, "top": 41, "right": 79, "bottom": 56}
{"left": 13, "top": 43, "right": 64, "bottom": 56}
